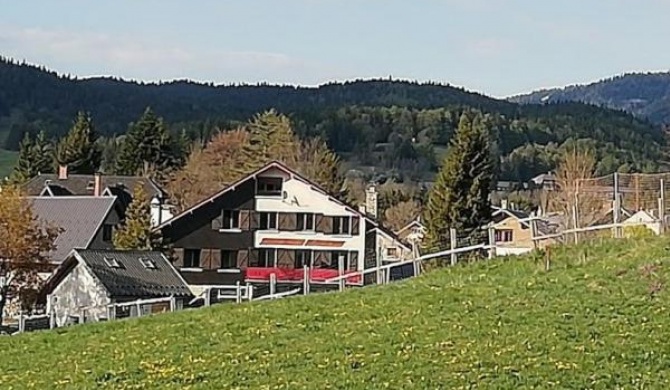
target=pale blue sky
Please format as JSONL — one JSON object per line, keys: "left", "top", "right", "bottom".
{"left": 0, "top": 0, "right": 668, "bottom": 97}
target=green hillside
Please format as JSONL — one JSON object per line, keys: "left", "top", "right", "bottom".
{"left": 0, "top": 149, "right": 17, "bottom": 179}
{"left": 2, "top": 237, "right": 670, "bottom": 389}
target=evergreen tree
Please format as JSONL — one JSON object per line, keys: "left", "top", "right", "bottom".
{"left": 115, "top": 107, "right": 186, "bottom": 178}
{"left": 54, "top": 111, "right": 101, "bottom": 174}
{"left": 113, "top": 183, "right": 162, "bottom": 250}
{"left": 10, "top": 133, "right": 36, "bottom": 183}
{"left": 10, "top": 131, "right": 54, "bottom": 183}
{"left": 424, "top": 111, "right": 493, "bottom": 251}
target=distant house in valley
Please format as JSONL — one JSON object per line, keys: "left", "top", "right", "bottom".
{"left": 488, "top": 205, "right": 560, "bottom": 256}
{"left": 530, "top": 172, "right": 557, "bottom": 191}
{"left": 30, "top": 196, "right": 122, "bottom": 269}
{"left": 395, "top": 217, "right": 426, "bottom": 245}
{"left": 154, "top": 161, "right": 410, "bottom": 295}
{"left": 44, "top": 249, "right": 192, "bottom": 327}
{"left": 23, "top": 165, "right": 173, "bottom": 226}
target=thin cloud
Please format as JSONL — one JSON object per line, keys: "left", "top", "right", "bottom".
{"left": 0, "top": 25, "right": 348, "bottom": 85}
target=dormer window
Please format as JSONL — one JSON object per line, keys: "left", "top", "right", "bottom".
{"left": 139, "top": 257, "right": 157, "bottom": 269}
{"left": 257, "top": 177, "right": 283, "bottom": 196}
{"left": 104, "top": 256, "right": 122, "bottom": 268}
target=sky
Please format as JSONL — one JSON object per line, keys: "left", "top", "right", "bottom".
{"left": 1, "top": 0, "right": 669, "bottom": 98}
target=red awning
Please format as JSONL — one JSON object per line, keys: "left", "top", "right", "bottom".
{"left": 244, "top": 267, "right": 361, "bottom": 284}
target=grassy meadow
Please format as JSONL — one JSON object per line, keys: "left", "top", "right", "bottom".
{"left": 1, "top": 237, "right": 670, "bottom": 389}
{"left": 0, "top": 149, "right": 17, "bottom": 179}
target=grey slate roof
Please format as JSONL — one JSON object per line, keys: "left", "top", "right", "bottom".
{"left": 74, "top": 249, "right": 192, "bottom": 298}
{"left": 29, "top": 196, "right": 117, "bottom": 263}
{"left": 23, "top": 173, "right": 165, "bottom": 199}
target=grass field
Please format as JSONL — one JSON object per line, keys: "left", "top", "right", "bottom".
{"left": 2, "top": 238, "right": 670, "bottom": 389}
{"left": 0, "top": 149, "right": 17, "bottom": 179}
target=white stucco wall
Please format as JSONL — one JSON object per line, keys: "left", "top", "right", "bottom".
{"left": 623, "top": 211, "right": 661, "bottom": 235}
{"left": 376, "top": 231, "right": 413, "bottom": 262}
{"left": 255, "top": 171, "right": 368, "bottom": 270}
{"left": 48, "top": 262, "right": 111, "bottom": 327}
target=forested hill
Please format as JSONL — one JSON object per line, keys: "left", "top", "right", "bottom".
{"left": 0, "top": 57, "right": 665, "bottom": 181}
{"left": 510, "top": 72, "right": 670, "bottom": 125}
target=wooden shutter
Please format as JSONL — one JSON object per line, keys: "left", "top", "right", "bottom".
{"left": 349, "top": 251, "right": 359, "bottom": 271}
{"left": 287, "top": 213, "right": 298, "bottom": 231}
{"left": 239, "top": 210, "right": 251, "bottom": 230}
{"left": 250, "top": 212, "right": 260, "bottom": 229}
{"left": 211, "top": 250, "right": 222, "bottom": 269}
{"left": 172, "top": 248, "right": 184, "bottom": 268}
{"left": 351, "top": 216, "right": 360, "bottom": 235}
{"left": 277, "top": 250, "right": 294, "bottom": 268}
{"left": 316, "top": 215, "right": 333, "bottom": 233}
{"left": 211, "top": 213, "right": 223, "bottom": 230}
{"left": 237, "top": 249, "right": 249, "bottom": 268}
{"left": 278, "top": 213, "right": 290, "bottom": 230}
{"left": 315, "top": 214, "right": 324, "bottom": 232}
{"left": 200, "top": 249, "right": 212, "bottom": 269}
{"left": 248, "top": 249, "right": 260, "bottom": 267}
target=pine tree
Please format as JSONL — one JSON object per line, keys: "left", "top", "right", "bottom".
{"left": 113, "top": 183, "right": 162, "bottom": 250}
{"left": 54, "top": 111, "right": 101, "bottom": 174}
{"left": 115, "top": 107, "right": 186, "bottom": 178}
{"left": 10, "top": 133, "right": 37, "bottom": 183}
{"left": 424, "top": 111, "right": 493, "bottom": 251}
{"left": 32, "top": 131, "right": 54, "bottom": 175}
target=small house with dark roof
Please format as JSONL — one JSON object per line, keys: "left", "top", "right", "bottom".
{"left": 23, "top": 165, "right": 173, "bottom": 226}
{"left": 30, "top": 196, "right": 122, "bottom": 266}
{"left": 44, "top": 249, "right": 192, "bottom": 327}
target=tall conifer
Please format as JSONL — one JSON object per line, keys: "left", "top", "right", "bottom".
{"left": 424, "top": 111, "right": 493, "bottom": 251}
{"left": 54, "top": 111, "right": 100, "bottom": 174}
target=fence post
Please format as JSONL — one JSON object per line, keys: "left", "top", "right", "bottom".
{"left": 487, "top": 227, "right": 496, "bottom": 259}
{"left": 660, "top": 179, "right": 666, "bottom": 235}
{"left": 450, "top": 228, "right": 457, "bottom": 266}
{"left": 270, "top": 273, "right": 276, "bottom": 299}
{"left": 530, "top": 217, "right": 538, "bottom": 250}
{"left": 247, "top": 284, "right": 254, "bottom": 302}
{"left": 613, "top": 172, "right": 621, "bottom": 239}
{"left": 375, "top": 249, "right": 382, "bottom": 285}
{"left": 169, "top": 295, "right": 176, "bottom": 312}
{"left": 235, "top": 281, "right": 242, "bottom": 304}
{"left": 338, "top": 255, "right": 345, "bottom": 292}
{"left": 18, "top": 311, "right": 25, "bottom": 333}
{"left": 204, "top": 288, "right": 211, "bottom": 307}
{"left": 571, "top": 203, "right": 580, "bottom": 244}
{"left": 135, "top": 302, "right": 141, "bottom": 318}
{"left": 303, "top": 265, "right": 310, "bottom": 295}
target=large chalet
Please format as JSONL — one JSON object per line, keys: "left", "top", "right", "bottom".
{"left": 154, "top": 161, "right": 411, "bottom": 291}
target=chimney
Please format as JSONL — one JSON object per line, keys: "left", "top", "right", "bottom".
{"left": 365, "top": 185, "right": 378, "bottom": 219}
{"left": 501, "top": 199, "right": 508, "bottom": 210}
{"left": 58, "top": 165, "right": 68, "bottom": 180}
{"left": 358, "top": 205, "right": 366, "bottom": 214}
{"left": 93, "top": 172, "right": 102, "bottom": 197}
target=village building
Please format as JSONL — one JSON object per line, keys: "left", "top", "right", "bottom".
{"left": 23, "top": 165, "right": 173, "bottom": 226}
{"left": 44, "top": 249, "right": 192, "bottom": 327}
{"left": 488, "top": 204, "right": 561, "bottom": 256}
{"left": 154, "top": 161, "right": 410, "bottom": 294}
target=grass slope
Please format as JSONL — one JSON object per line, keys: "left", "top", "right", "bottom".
{"left": 2, "top": 238, "right": 670, "bottom": 389}
{"left": 0, "top": 149, "right": 17, "bottom": 179}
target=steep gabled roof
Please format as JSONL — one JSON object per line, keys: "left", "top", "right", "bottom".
{"left": 23, "top": 174, "right": 165, "bottom": 199}
{"left": 156, "top": 160, "right": 376, "bottom": 230}
{"left": 45, "top": 249, "right": 192, "bottom": 299}
{"left": 29, "top": 196, "right": 117, "bottom": 263}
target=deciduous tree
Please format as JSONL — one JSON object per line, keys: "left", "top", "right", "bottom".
{"left": 424, "top": 111, "right": 493, "bottom": 251}
{"left": 0, "top": 185, "right": 60, "bottom": 325}
{"left": 113, "top": 184, "right": 162, "bottom": 250}
{"left": 54, "top": 111, "right": 101, "bottom": 174}
{"left": 384, "top": 199, "right": 421, "bottom": 232}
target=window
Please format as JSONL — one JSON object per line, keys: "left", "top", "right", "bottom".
{"left": 297, "top": 213, "right": 315, "bottom": 231}
{"left": 103, "top": 256, "right": 121, "bottom": 268}
{"left": 495, "top": 229, "right": 514, "bottom": 243}
{"left": 220, "top": 250, "right": 238, "bottom": 269}
{"left": 183, "top": 249, "right": 201, "bottom": 268}
{"left": 139, "top": 257, "right": 156, "bottom": 269}
{"left": 102, "top": 224, "right": 114, "bottom": 242}
{"left": 386, "top": 248, "right": 398, "bottom": 258}
{"left": 330, "top": 251, "right": 349, "bottom": 269}
{"left": 260, "top": 212, "right": 278, "bottom": 230}
{"left": 258, "top": 249, "right": 277, "bottom": 267}
{"left": 222, "top": 210, "right": 240, "bottom": 230}
{"left": 295, "top": 250, "right": 312, "bottom": 268}
{"left": 257, "top": 177, "right": 283, "bottom": 196}
{"left": 333, "top": 216, "right": 351, "bottom": 235}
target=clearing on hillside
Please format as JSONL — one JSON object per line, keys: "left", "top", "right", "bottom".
{"left": 1, "top": 238, "right": 670, "bottom": 389}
